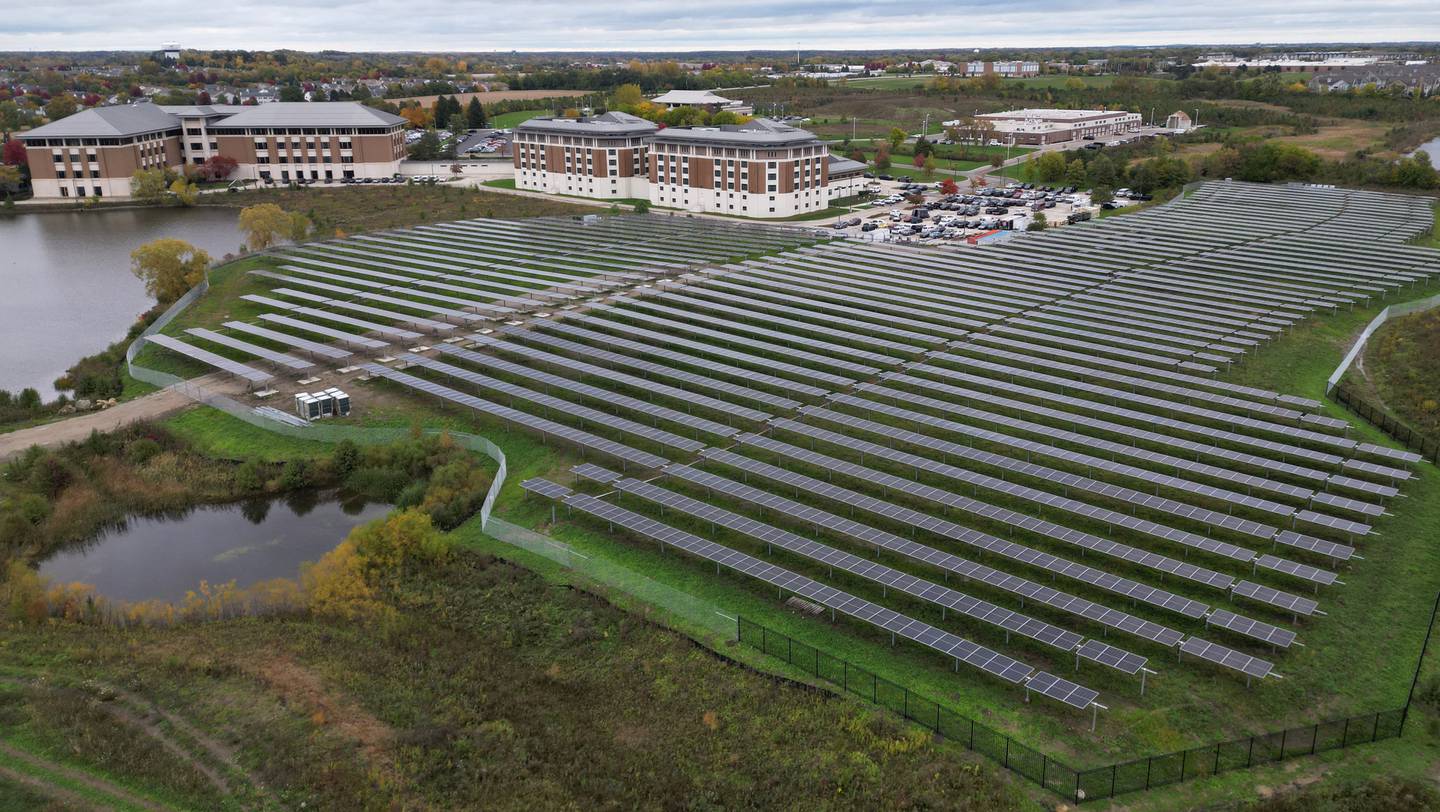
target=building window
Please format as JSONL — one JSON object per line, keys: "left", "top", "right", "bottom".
{"left": 59, "top": 187, "right": 69, "bottom": 197}
{"left": 93, "top": 187, "right": 103, "bottom": 197}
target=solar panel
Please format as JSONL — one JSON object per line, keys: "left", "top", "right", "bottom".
{"left": 142, "top": 334, "right": 273, "bottom": 384}
{"left": 514, "top": 327, "right": 801, "bottom": 411}
{"left": 522, "top": 478, "right": 574, "bottom": 499}
{"left": 585, "top": 302, "right": 881, "bottom": 377}
{"left": 601, "top": 467, "right": 1093, "bottom": 656}
{"left": 1207, "top": 609, "right": 1297, "bottom": 649}
{"left": 771, "top": 415, "right": 1256, "bottom": 566}
{"left": 539, "top": 486, "right": 1072, "bottom": 698}
{"left": 1179, "top": 636, "right": 1274, "bottom": 680}
{"left": 1271, "top": 530, "right": 1355, "bottom": 562}
{"left": 222, "top": 321, "right": 352, "bottom": 359}
{"left": 258, "top": 313, "right": 389, "bottom": 349}
{"left": 1074, "top": 639, "right": 1147, "bottom": 675}
{"left": 431, "top": 344, "right": 738, "bottom": 438}
{"left": 1025, "top": 671, "right": 1101, "bottom": 710}
{"left": 1254, "top": 554, "right": 1339, "bottom": 587}
{"left": 571, "top": 312, "right": 855, "bottom": 389}
{"left": 398, "top": 353, "right": 706, "bottom": 453}
{"left": 1231, "top": 580, "right": 1319, "bottom": 617}
{"left": 184, "top": 328, "right": 314, "bottom": 370}
{"left": 685, "top": 453, "right": 1188, "bottom": 645}
{"left": 540, "top": 319, "right": 832, "bottom": 398}
{"left": 459, "top": 335, "right": 771, "bottom": 423}
{"left": 362, "top": 363, "right": 669, "bottom": 469}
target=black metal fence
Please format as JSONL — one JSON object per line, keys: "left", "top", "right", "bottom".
{"left": 737, "top": 616, "right": 1407, "bottom": 804}
{"left": 1333, "top": 383, "right": 1440, "bottom": 465}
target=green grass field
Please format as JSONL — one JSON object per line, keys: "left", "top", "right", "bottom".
{"left": 488, "top": 109, "right": 548, "bottom": 129}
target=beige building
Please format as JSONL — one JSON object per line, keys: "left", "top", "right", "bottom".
{"left": 513, "top": 114, "right": 846, "bottom": 218}
{"left": 20, "top": 101, "right": 407, "bottom": 200}
{"left": 975, "top": 108, "right": 1142, "bottom": 145}
{"left": 512, "top": 111, "right": 655, "bottom": 200}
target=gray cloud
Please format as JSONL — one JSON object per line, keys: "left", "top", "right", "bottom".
{"left": 3, "top": 0, "right": 1438, "bottom": 51}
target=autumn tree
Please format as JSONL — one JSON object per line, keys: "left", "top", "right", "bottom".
{"left": 1, "top": 139, "right": 25, "bottom": 165}
{"left": 888, "top": 126, "right": 907, "bottom": 151}
{"left": 874, "top": 143, "right": 891, "bottom": 171}
{"left": 44, "top": 94, "right": 77, "bottom": 121}
{"left": 130, "top": 239, "right": 210, "bottom": 302}
{"left": 612, "top": 83, "right": 644, "bottom": 109}
{"left": 130, "top": 168, "right": 170, "bottom": 203}
{"left": 940, "top": 178, "right": 959, "bottom": 195}
{"left": 169, "top": 177, "right": 199, "bottom": 206}
{"left": 198, "top": 155, "right": 238, "bottom": 181}
{"left": 238, "top": 203, "right": 309, "bottom": 250}
{"left": 923, "top": 155, "right": 937, "bottom": 178}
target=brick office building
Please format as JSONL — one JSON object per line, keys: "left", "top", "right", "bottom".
{"left": 514, "top": 114, "right": 840, "bottom": 218}
{"left": 19, "top": 101, "right": 407, "bottom": 200}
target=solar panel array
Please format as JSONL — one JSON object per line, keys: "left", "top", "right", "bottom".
{"left": 149, "top": 182, "right": 1436, "bottom": 716}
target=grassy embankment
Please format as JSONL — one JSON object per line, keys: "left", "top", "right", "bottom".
{"left": 0, "top": 404, "right": 1030, "bottom": 811}
{"left": 1347, "top": 203, "right": 1440, "bottom": 438}
{"left": 199, "top": 183, "right": 593, "bottom": 234}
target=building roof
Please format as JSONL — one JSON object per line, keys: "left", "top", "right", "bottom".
{"left": 979, "top": 108, "right": 1137, "bottom": 121}
{"left": 650, "top": 89, "right": 738, "bottom": 105}
{"left": 652, "top": 117, "right": 819, "bottom": 148}
{"left": 206, "top": 102, "right": 405, "bottom": 128}
{"left": 158, "top": 104, "right": 251, "bottom": 117}
{"left": 828, "top": 156, "right": 868, "bottom": 176}
{"left": 516, "top": 111, "right": 658, "bottom": 136}
{"left": 19, "top": 100, "right": 405, "bottom": 141}
{"left": 18, "top": 103, "right": 180, "bottom": 139}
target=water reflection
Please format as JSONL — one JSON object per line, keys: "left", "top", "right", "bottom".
{"left": 38, "top": 491, "right": 390, "bottom": 603}
{"left": 0, "top": 207, "right": 245, "bottom": 399}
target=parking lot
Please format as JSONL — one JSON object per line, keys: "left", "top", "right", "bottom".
{"left": 822, "top": 178, "right": 1145, "bottom": 245}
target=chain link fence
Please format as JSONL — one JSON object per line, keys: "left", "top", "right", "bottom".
{"left": 738, "top": 615, "right": 1411, "bottom": 805}
{"left": 1332, "top": 383, "right": 1440, "bottom": 466}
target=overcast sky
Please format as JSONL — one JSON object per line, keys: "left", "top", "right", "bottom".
{"left": 3, "top": 0, "right": 1437, "bottom": 52}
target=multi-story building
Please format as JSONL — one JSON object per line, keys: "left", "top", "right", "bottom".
{"left": 647, "top": 118, "right": 832, "bottom": 217}
{"left": 975, "top": 108, "right": 1142, "bottom": 145}
{"left": 649, "top": 90, "right": 754, "bottom": 116}
{"left": 19, "top": 101, "right": 407, "bottom": 200}
{"left": 513, "top": 114, "right": 844, "bottom": 218}
{"left": 962, "top": 60, "right": 1041, "bottom": 78}
{"left": 511, "top": 111, "right": 655, "bottom": 199}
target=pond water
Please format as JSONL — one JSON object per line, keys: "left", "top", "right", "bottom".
{"left": 38, "top": 491, "right": 390, "bottom": 604}
{"left": 1412, "top": 137, "right": 1440, "bottom": 168}
{"left": 0, "top": 207, "right": 245, "bottom": 400}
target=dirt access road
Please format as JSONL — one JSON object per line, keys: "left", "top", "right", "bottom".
{"left": 0, "top": 375, "right": 242, "bottom": 461}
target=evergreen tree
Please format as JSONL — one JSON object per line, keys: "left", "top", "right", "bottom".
{"left": 466, "top": 97, "right": 487, "bottom": 129}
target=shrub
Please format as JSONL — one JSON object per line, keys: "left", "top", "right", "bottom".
{"left": 234, "top": 459, "right": 266, "bottom": 492}
{"left": 274, "top": 460, "right": 308, "bottom": 490}
{"left": 125, "top": 438, "right": 162, "bottom": 465}
{"left": 344, "top": 467, "right": 412, "bottom": 502}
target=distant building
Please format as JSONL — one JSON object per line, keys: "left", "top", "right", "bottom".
{"left": 18, "top": 101, "right": 406, "bottom": 199}
{"left": 162, "top": 42, "right": 181, "bottom": 62}
{"left": 1165, "top": 111, "right": 1194, "bottom": 132}
{"left": 962, "top": 61, "right": 1041, "bottom": 78}
{"left": 1191, "top": 58, "right": 1375, "bottom": 73}
{"left": 974, "top": 108, "right": 1142, "bottom": 145}
{"left": 513, "top": 114, "right": 838, "bottom": 217}
{"left": 648, "top": 89, "right": 753, "bottom": 116}
{"left": 1309, "top": 63, "right": 1440, "bottom": 97}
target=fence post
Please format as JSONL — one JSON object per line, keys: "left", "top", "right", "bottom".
{"left": 1041, "top": 756, "right": 1048, "bottom": 788}
{"left": 1213, "top": 742, "right": 1220, "bottom": 774}
{"left": 1311, "top": 723, "right": 1318, "bottom": 755}
{"left": 1110, "top": 764, "right": 1117, "bottom": 798}
{"left": 1145, "top": 756, "right": 1152, "bottom": 790}
{"left": 1004, "top": 738, "right": 1010, "bottom": 769}
{"left": 1180, "top": 749, "right": 1188, "bottom": 781}
{"left": 1246, "top": 737, "right": 1254, "bottom": 767}
{"left": 1402, "top": 591, "right": 1440, "bottom": 735}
